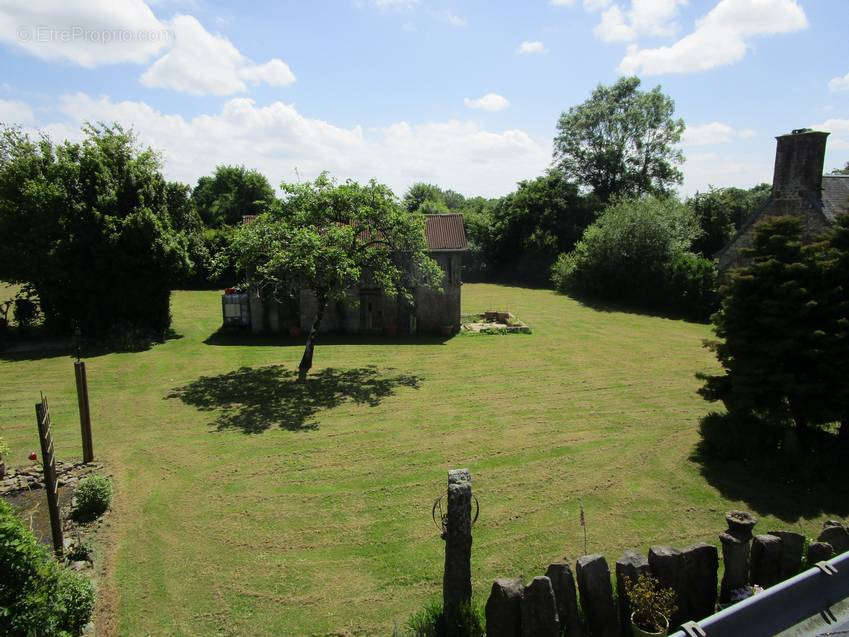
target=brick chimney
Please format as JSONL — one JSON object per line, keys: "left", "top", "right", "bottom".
{"left": 772, "top": 128, "right": 829, "bottom": 202}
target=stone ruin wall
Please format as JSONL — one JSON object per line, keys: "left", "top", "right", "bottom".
{"left": 483, "top": 511, "right": 849, "bottom": 637}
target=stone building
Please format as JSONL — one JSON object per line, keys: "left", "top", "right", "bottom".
{"left": 226, "top": 213, "right": 467, "bottom": 335}
{"left": 716, "top": 128, "right": 849, "bottom": 272}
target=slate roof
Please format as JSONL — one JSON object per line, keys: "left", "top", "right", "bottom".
{"left": 424, "top": 214, "right": 467, "bottom": 251}
{"left": 823, "top": 175, "right": 849, "bottom": 222}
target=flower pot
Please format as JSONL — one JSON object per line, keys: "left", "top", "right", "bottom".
{"left": 384, "top": 324, "right": 398, "bottom": 336}
{"left": 631, "top": 613, "right": 669, "bottom": 637}
{"left": 289, "top": 326, "right": 302, "bottom": 338}
{"left": 725, "top": 510, "right": 757, "bottom": 538}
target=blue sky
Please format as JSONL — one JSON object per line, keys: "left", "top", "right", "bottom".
{"left": 0, "top": 0, "right": 847, "bottom": 198}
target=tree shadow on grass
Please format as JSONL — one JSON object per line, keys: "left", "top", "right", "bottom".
{"left": 166, "top": 364, "right": 423, "bottom": 433}
{"left": 0, "top": 329, "right": 183, "bottom": 362}
{"left": 203, "top": 328, "right": 449, "bottom": 348}
{"left": 689, "top": 438, "right": 849, "bottom": 523}
{"left": 569, "top": 292, "right": 712, "bottom": 324}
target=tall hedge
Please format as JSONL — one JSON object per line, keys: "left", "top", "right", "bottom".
{"left": 0, "top": 123, "right": 190, "bottom": 337}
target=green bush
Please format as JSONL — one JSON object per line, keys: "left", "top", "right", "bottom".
{"left": 551, "top": 195, "right": 717, "bottom": 320}
{"left": 56, "top": 569, "right": 96, "bottom": 635}
{"left": 664, "top": 252, "right": 718, "bottom": 321}
{"left": 73, "top": 474, "right": 113, "bottom": 521}
{"left": 0, "top": 499, "right": 95, "bottom": 635}
{"left": 0, "top": 124, "right": 190, "bottom": 338}
{"left": 13, "top": 296, "right": 39, "bottom": 330}
{"left": 404, "top": 600, "right": 484, "bottom": 637}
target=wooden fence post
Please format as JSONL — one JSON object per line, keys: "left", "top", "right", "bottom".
{"left": 35, "top": 395, "right": 63, "bottom": 558}
{"left": 74, "top": 361, "right": 94, "bottom": 463}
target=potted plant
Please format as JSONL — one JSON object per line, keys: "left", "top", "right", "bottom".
{"left": 289, "top": 325, "right": 302, "bottom": 338}
{"left": 625, "top": 574, "right": 677, "bottom": 637}
{"left": 384, "top": 323, "right": 398, "bottom": 336}
{"left": 0, "top": 436, "right": 9, "bottom": 479}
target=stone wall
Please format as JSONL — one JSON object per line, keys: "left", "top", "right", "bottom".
{"left": 484, "top": 512, "right": 848, "bottom": 636}
{"left": 247, "top": 251, "right": 463, "bottom": 335}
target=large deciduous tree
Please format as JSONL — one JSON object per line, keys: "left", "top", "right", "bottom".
{"left": 484, "top": 170, "right": 598, "bottom": 282}
{"left": 554, "top": 76, "right": 685, "bottom": 203}
{"left": 227, "top": 174, "right": 443, "bottom": 381}
{"left": 0, "top": 123, "right": 190, "bottom": 338}
{"left": 191, "top": 164, "right": 276, "bottom": 228}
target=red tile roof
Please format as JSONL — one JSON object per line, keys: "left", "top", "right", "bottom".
{"left": 425, "top": 214, "right": 467, "bottom": 251}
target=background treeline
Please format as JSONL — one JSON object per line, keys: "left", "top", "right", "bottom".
{"left": 0, "top": 76, "right": 778, "bottom": 343}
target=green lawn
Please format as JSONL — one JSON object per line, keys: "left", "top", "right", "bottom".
{"left": 0, "top": 284, "right": 843, "bottom": 635}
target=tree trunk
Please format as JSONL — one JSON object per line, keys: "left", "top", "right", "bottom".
{"left": 298, "top": 298, "right": 327, "bottom": 382}
{"left": 840, "top": 419, "right": 849, "bottom": 440}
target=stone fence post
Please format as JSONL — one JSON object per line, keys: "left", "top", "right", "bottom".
{"left": 443, "top": 468, "right": 472, "bottom": 628}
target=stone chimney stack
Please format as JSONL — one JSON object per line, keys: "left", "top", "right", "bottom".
{"left": 772, "top": 129, "right": 829, "bottom": 202}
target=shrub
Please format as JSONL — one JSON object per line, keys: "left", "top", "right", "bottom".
{"left": 13, "top": 296, "right": 39, "bottom": 330}
{"left": 56, "top": 568, "right": 96, "bottom": 635}
{"left": 664, "top": 252, "right": 717, "bottom": 321}
{"left": 73, "top": 474, "right": 113, "bottom": 521}
{"left": 0, "top": 499, "right": 95, "bottom": 635}
{"left": 551, "top": 195, "right": 717, "bottom": 320}
{"left": 105, "top": 321, "right": 165, "bottom": 352}
{"left": 404, "top": 600, "right": 484, "bottom": 637}
{"left": 67, "top": 538, "right": 94, "bottom": 562}
{"left": 625, "top": 574, "right": 677, "bottom": 633}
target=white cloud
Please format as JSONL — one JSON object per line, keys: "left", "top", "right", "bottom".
{"left": 0, "top": 99, "right": 35, "bottom": 125}
{"left": 0, "top": 2, "right": 295, "bottom": 96}
{"left": 373, "top": 0, "right": 419, "bottom": 9}
{"left": 595, "top": 0, "right": 687, "bottom": 43}
{"left": 517, "top": 41, "right": 546, "bottom": 54}
{"left": 682, "top": 122, "right": 755, "bottom": 146}
{"left": 463, "top": 93, "right": 510, "bottom": 112}
{"left": 37, "top": 93, "right": 546, "bottom": 198}
{"left": 434, "top": 10, "right": 466, "bottom": 27}
{"left": 810, "top": 118, "right": 849, "bottom": 151}
{"left": 237, "top": 59, "right": 296, "bottom": 88}
{"left": 0, "top": 0, "right": 171, "bottom": 67}
{"left": 829, "top": 72, "right": 849, "bottom": 93}
{"left": 595, "top": 6, "right": 635, "bottom": 42}
{"left": 618, "top": 0, "right": 808, "bottom": 76}
{"left": 681, "top": 151, "right": 772, "bottom": 195}
{"left": 551, "top": 0, "right": 612, "bottom": 9}
{"left": 140, "top": 15, "right": 295, "bottom": 95}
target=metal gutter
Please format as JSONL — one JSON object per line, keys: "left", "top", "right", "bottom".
{"left": 670, "top": 551, "right": 849, "bottom": 637}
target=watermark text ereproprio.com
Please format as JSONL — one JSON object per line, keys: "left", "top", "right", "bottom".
{"left": 16, "top": 25, "right": 173, "bottom": 44}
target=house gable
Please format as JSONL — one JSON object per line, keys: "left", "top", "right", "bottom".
{"left": 716, "top": 129, "right": 836, "bottom": 272}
